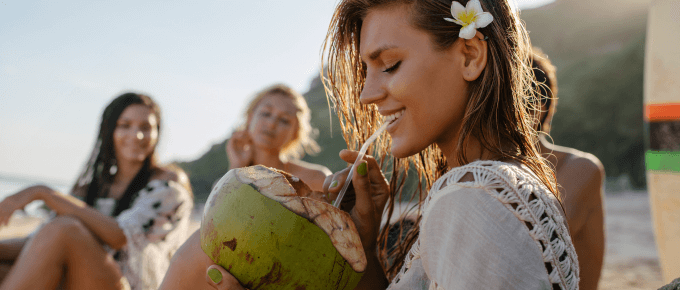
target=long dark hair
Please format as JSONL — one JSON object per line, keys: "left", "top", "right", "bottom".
{"left": 72, "top": 92, "right": 162, "bottom": 216}
{"left": 531, "top": 48, "right": 558, "bottom": 133}
{"left": 322, "top": 0, "right": 558, "bottom": 278}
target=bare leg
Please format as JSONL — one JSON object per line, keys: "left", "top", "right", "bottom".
{"left": 0, "top": 262, "right": 12, "bottom": 284}
{"left": 0, "top": 216, "right": 125, "bottom": 290}
{"left": 0, "top": 237, "right": 28, "bottom": 283}
{"left": 0, "top": 237, "right": 28, "bottom": 262}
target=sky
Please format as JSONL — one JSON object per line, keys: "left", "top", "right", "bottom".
{"left": 0, "top": 0, "right": 554, "bottom": 184}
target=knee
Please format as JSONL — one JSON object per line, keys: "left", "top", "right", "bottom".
{"left": 38, "top": 216, "right": 93, "bottom": 244}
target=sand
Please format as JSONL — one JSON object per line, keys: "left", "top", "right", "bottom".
{"left": 599, "top": 192, "right": 665, "bottom": 289}
{"left": 0, "top": 192, "right": 668, "bottom": 289}
{"left": 0, "top": 212, "right": 46, "bottom": 240}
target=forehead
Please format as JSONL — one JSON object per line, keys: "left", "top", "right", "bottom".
{"left": 255, "top": 94, "right": 299, "bottom": 116}
{"left": 360, "top": 5, "right": 426, "bottom": 59}
{"left": 119, "top": 105, "right": 157, "bottom": 123}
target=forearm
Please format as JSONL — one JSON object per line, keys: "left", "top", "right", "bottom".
{"left": 159, "top": 230, "right": 211, "bottom": 289}
{"left": 354, "top": 251, "right": 389, "bottom": 290}
{"left": 40, "top": 188, "right": 127, "bottom": 249}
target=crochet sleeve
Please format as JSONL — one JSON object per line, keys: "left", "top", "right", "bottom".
{"left": 419, "top": 186, "right": 551, "bottom": 289}
{"left": 116, "top": 180, "right": 194, "bottom": 290}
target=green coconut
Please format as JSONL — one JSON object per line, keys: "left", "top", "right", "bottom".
{"left": 200, "top": 165, "right": 366, "bottom": 290}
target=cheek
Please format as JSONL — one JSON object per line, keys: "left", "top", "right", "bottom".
{"left": 387, "top": 61, "right": 433, "bottom": 107}
{"left": 284, "top": 127, "right": 297, "bottom": 142}
{"left": 113, "top": 129, "right": 125, "bottom": 146}
{"left": 247, "top": 117, "right": 261, "bottom": 133}
{"left": 387, "top": 75, "right": 408, "bottom": 97}
{"left": 147, "top": 130, "right": 159, "bottom": 147}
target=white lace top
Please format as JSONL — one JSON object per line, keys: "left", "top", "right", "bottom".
{"left": 387, "top": 160, "right": 579, "bottom": 290}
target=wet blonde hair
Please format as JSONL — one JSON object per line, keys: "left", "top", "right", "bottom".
{"left": 322, "top": 0, "right": 558, "bottom": 278}
{"left": 239, "top": 84, "right": 320, "bottom": 161}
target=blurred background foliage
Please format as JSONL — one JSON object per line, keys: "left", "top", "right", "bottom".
{"left": 179, "top": 0, "right": 649, "bottom": 202}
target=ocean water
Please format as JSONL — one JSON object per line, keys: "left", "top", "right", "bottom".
{"left": 0, "top": 176, "right": 70, "bottom": 217}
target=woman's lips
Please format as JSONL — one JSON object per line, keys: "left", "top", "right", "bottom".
{"left": 385, "top": 110, "right": 404, "bottom": 134}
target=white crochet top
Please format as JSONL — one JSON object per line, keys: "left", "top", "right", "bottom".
{"left": 387, "top": 160, "right": 579, "bottom": 290}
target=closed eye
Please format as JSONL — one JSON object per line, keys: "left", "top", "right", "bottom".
{"left": 383, "top": 61, "right": 401, "bottom": 73}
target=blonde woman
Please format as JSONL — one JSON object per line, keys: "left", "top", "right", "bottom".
{"left": 226, "top": 84, "right": 331, "bottom": 191}
{"left": 164, "top": 1, "right": 579, "bottom": 289}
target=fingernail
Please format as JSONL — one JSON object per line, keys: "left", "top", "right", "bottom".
{"left": 357, "top": 162, "right": 368, "bottom": 176}
{"left": 208, "top": 268, "right": 222, "bottom": 284}
{"left": 330, "top": 180, "right": 339, "bottom": 188}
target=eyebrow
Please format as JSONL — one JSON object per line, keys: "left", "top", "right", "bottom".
{"left": 118, "top": 117, "right": 151, "bottom": 123}
{"left": 367, "top": 44, "right": 398, "bottom": 61}
{"left": 260, "top": 104, "right": 296, "bottom": 116}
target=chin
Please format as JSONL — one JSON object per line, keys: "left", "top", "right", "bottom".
{"left": 390, "top": 143, "right": 423, "bottom": 159}
{"left": 120, "top": 152, "right": 148, "bottom": 163}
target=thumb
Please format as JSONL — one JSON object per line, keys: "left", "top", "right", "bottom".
{"left": 206, "top": 265, "right": 246, "bottom": 290}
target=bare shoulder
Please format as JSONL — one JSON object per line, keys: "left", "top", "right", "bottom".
{"left": 288, "top": 159, "right": 332, "bottom": 178}
{"left": 152, "top": 164, "right": 192, "bottom": 192}
{"left": 552, "top": 146, "right": 605, "bottom": 212}
{"left": 286, "top": 160, "right": 331, "bottom": 192}
{"left": 552, "top": 145, "right": 605, "bottom": 179}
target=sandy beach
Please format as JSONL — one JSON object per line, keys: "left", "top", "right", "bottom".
{"left": 0, "top": 191, "right": 667, "bottom": 289}
{"left": 598, "top": 192, "right": 664, "bottom": 289}
{"left": 0, "top": 212, "right": 47, "bottom": 240}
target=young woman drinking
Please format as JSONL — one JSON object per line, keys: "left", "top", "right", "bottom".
{"left": 225, "top": 84, "right": 331, "bottom": 192}
{"left": 0, "top": 93, "right": 193, "bottom": 290}
{"left": 163, "top": 0, "right": 579, "bottom": 289}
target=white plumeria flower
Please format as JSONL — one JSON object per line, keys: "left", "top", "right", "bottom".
{"left": 444, "top": 0, "right": 494, "bottom": 40}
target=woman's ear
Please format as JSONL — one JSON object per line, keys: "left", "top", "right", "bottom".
{"left": 460, "top": 31, "right": 488, "bottom": 81}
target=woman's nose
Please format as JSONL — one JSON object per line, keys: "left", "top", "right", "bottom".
{"left": 133, "top": 129, "right": 146, "bottom": 141}
{"left": 359, "top": 74, "right": 385, "bottom": 105}
{"left": 265, "top": 116, "right": 277, "bottom": 130}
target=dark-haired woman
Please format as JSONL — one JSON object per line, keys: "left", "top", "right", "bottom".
{"left": 0, "top": 93, "right": 193, "bottom": 290}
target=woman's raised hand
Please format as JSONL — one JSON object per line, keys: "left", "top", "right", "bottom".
{"left": 323, "top": 149, "right": 390, "bottom": 253}
{"left": 227, "top": 131, "right": 254, "bottom": 169}
{"left": 0, "top": 185, "right": 49, "bottom": 226}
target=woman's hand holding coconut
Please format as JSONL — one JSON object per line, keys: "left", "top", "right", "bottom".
{"left": 161, "top": 152, "right": 387, "bottom": 290}
{"left": 323, "top": 149, "right": 390, "bottom": 255}
{"left": 197, "top": 149, "right": 390, "bottom": 290}
{"left": 322, "top": 149, "right": 391, "bottom": 289}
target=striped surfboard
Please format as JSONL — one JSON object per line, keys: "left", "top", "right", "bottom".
{"left": 644, "top": 0, "right": 680, "bottom": 283}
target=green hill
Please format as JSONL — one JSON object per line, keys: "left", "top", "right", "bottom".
{"left": 178, "top": 0, "right": 650, "bottom": 201}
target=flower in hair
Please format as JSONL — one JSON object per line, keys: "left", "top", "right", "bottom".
{"left": 444, "top": 0, "right": 494, "bottom": 40}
